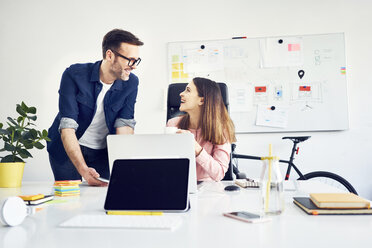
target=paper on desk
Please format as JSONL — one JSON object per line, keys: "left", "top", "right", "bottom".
{"left": 256, "top": 104, "right": 290, "bottom": 128}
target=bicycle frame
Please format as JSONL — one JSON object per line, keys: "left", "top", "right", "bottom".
{"left": 232, "top": 148, "right": 306, "bottom": 181}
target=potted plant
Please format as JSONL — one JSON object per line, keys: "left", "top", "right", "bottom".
{"left": 0, "top": 102, "right": 50, "bottom": 187}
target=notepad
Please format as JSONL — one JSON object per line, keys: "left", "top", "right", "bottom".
{"left": 293, "top": 197, "right": 372, "bottom": 215}
{"left": 23, "top": 195, "right": 54, "bottom": 205}
{"left": 19, "top": 194, "right": 45, "bottom": 201}
{"left": 59, "top": 214, "right": 182, "bottom": 230}
{"left": 310, "top": 193, "right": 370, "bottom": 209}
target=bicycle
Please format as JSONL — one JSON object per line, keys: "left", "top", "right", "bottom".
{"left": 231, "top": 136, "right": 358, "bottom": 195}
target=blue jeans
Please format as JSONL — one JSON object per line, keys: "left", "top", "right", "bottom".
{"left": 49, "top": 145, "right": 110, "bottom": 181}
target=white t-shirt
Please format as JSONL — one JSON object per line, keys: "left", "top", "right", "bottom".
{"left": 79, "top": 81, "right": 112, "bottom": 149}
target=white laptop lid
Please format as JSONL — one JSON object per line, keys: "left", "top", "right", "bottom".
{"left": 107, "top": 134, "right": 197, "bottom": 194}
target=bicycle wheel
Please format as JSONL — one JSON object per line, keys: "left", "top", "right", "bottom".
{"left": 298, "top": 171, "right": 358, "bottom": 195}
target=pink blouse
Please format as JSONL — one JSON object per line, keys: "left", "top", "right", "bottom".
{"left": 166, "top": 116, "right": 231, "bottom": 181}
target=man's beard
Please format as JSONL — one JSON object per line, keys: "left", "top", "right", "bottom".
{"left": 111, "top": 60, "right": 129, "bottom": 81}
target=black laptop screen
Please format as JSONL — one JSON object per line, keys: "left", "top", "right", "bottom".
{"left": 104, "top": 158, "right": 189, "bottom": 211}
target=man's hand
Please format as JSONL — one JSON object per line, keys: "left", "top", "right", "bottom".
{"left": 61, "top": 129, "right": 108, "bottom": 187}
{"left": 80, "top": 167, "right": 108, "bottom": 186}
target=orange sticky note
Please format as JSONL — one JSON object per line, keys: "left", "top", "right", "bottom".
{"left": 19, "top": 194, "right": 44, "bottom": 201}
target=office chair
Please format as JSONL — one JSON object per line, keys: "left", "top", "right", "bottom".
{"left": 166, "top": 83, "right": 245, "bottom": 181}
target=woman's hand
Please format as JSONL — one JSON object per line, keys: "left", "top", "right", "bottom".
{"left": 176, "top": 129, "right": 190, "bottom": 134}
{"left": 177, "top": 129, "right": 203, "bottom": 156}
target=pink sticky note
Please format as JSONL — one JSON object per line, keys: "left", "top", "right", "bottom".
{"left": 288, "top": 44, "right": 301, "bottom": 51}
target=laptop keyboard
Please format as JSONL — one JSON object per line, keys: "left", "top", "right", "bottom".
{"left": 60, "top": 214, "right": 183, "bottom": 230}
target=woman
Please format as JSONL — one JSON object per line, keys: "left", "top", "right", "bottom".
{"left": 167, "top": 77, "right": 236, "bottom": 181}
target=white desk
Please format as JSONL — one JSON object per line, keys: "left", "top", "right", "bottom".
{"left": 1, "top": 181, "right": 372, "bottom": 248}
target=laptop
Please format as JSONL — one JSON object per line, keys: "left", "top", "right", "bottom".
{"left": 106, "top": 134, "right": 197, "bottom": 194}
{"left": 104, "top": 158, "right": 189, "bottom": 212}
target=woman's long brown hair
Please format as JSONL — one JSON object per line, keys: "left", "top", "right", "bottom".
{"left": 178, "top": 77, "right": 236, "bottom": 145}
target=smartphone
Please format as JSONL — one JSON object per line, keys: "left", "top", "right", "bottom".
{"left": 223, "top": 211, "right": 271, "bottom": 223}
{"left": 96, "top": 177, "right": 109, "bottom": 183}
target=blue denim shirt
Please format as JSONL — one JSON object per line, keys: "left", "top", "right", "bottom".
{"left": 47, "top": 60, "right": 139, "bottom": 163}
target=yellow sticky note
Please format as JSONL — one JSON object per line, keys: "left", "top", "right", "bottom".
{"left": 172, "top": 63, "right": 184, "bottom": 70}
{"left": 172, "top": 55, "right": 180, "bottom": 63}
{"left": 181, "top": 71, "right": 189, "bottom": 78}
{"left": 172, "top": 63, "right": 180, "bottom": 70}
{"left": 19, "top": 194, "right": 44, "bottom": 201}
{"left": 172, "top": 71, "right": 180, "bottom": 79}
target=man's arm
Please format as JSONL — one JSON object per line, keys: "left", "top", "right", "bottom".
{"left": 116, "top": 126, "right": 134, "bottom": 134}
{"left": 60, "top": 128, "right": 106, "bottom": 186}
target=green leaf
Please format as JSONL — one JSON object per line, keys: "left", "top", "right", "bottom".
{"left": 28, "top": 115, "right": 37, "bottom": 121}
{"left": 1, "top": 155, "right": 15, "bottom": 162}
{"left": 4, "top": 143, "right": 15, "bottom": 152}
{"left": 0, "top": 129, "right": 10, "bottom": 135}
{"left": 22, "top": 131, "right": 31, "bottom": 139}
{"left": 13, "top": 130, "right": 21, "bottom": 141}
{"left": 14, "top": 156, "right": 24, "bottom": 162}
{"left": 28, "top": 107, "right": 36, "bottom": 114}
{"left": 7, "top": 117, "right": 18, "bottom": 126}
{"left": 24, "top": 142, "right": 33, "bottom": 149}
{"left": 30, "top": 129, "right": 37, "bottom": 139}
{"left": 0, "top": 123, "right": 3, "bottom": 129}
{"left": 42, "top": 129, "right": 48, "bottom": 138}
{"left": 21, "top": 102, "right": 29, "bottom": 112}
{"left": 44, "top": 137, "right": 51, "bottom": 142}
{"left": 19, "top": 149, "right": 32, "bottom": 159}
{"left": 16, "top": 104, "right": 27, "bottom": 117}
{"left": 34, "top": 142, "right": 45, "bottom": 149}
{"left": 17, "top": 116, "right": 24, "bottom": 123}
{"left": 1, "top": 155, "right": 24, "bottom": 163}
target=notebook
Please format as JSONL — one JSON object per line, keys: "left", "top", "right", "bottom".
{"left": 293, "top": 197, "right": 372, "bottom": 215}
{"left": 107, "top": 134, "right": 197, "bottom": 194}
{"left": 104, "top": 158, "right": 190, "bottom": 212}
{"left": 309, "top": 193, "right": 370, "bottom": 209}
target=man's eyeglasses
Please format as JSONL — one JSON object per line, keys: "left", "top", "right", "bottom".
{"left": 111, "top": 50, "right": 141, "bottom": 67}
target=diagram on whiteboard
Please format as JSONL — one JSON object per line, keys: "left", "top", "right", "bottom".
{"left": 168, "top": 33, "right": 348, "bottom": 133}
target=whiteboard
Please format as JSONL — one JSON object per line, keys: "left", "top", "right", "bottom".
{"left": 167, "top": 33, "right": 348, "bottom": 133}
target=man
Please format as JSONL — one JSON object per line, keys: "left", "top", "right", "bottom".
{"left": 47, "top": 29, "right": 143, "bottom": 186}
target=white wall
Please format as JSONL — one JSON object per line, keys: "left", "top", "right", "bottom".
{"left": 1, "top": 0, "right": 371, "bottom": 199}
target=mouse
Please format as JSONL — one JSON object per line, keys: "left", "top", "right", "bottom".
{"left": 224, "top": 185, "right": 240, "bottom": 192}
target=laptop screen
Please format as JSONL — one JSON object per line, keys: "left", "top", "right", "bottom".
{"left": 104, "top": 158, "right": 190, "bottom": 211}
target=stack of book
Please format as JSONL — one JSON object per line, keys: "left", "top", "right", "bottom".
{"left": 19, "top": 194, "right": 54, "bottom": 205}
{"left": 293, "top": 192, "right": 372, "bottom": 215}
{"left": 54, "top": 180, "right": 82, "bottom": 197}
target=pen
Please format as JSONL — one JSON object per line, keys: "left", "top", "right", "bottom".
{"left": 106, "top": 211, "right": 163, "bottom": 216}
{"left": 232, "top": 36, "right": 247, "bottom": 39}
